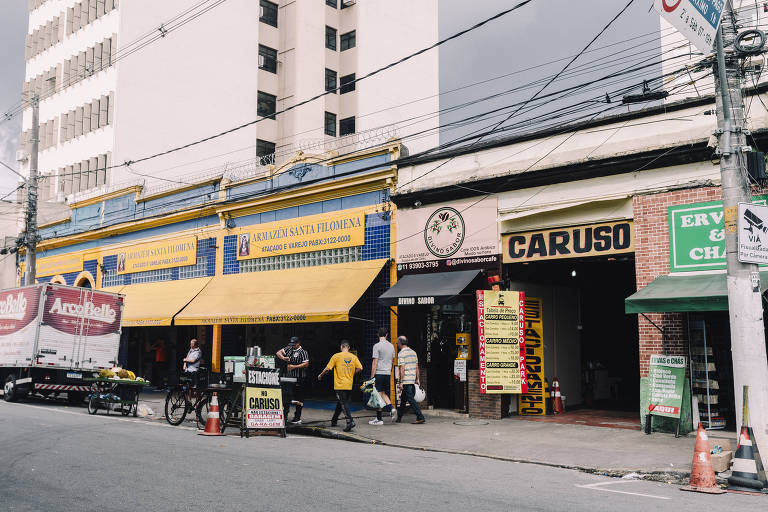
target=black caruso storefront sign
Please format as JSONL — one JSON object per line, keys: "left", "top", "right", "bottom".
{"left": 502, "top": 221, "right": 634, "bottom": 263}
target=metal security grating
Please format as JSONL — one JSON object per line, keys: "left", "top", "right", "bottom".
{"left": 102, "top": 256, "right": 208, "bottom": 286}
{"left": 239, "top": 246, "right": 361, "bottom": 273}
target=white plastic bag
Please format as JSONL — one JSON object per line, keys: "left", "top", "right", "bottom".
{"left": 367, "top": 388, "right": 386, "bottom": 409}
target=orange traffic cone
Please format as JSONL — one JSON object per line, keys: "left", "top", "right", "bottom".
{"left": 680, "top": 423, "right": 726, "bottom": 494}
{"left": 199, "top": 392, "right": 223, "bottom": 436}
{"left": 552, "top": 377, "right": 564, "bottom": 414}
{"left": 727, "top": 426, "right": 765, "bottom": 494}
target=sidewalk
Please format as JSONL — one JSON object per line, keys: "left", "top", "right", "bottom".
{"left": 137, "top": 391, "right": 702, "bottom": 480}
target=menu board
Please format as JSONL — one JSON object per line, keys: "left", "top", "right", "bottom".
{"left": 648, "top": 355, "right": 686, "bottom": 418}
{"left": 477, "top": 290, "right": 527, "bottom": 394}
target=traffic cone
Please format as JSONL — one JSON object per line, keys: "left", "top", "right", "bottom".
{"left": 199, "top": 392, "right": 223, "bottom": 436}
{"left": 552, "top": 377, "right": 564, "bottom": 414}
{"left": 747, "top": 426, "right": 767, "bottom": 487}
{"left": 727, "top": 426, "right": 765, "bottom": 494}
{"left": 680, "top": 423, "right": 726, "bottom": 494}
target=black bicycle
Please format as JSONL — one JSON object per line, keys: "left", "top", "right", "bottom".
{"left": 164, "top": 371, "right": 213, "bottom": 429}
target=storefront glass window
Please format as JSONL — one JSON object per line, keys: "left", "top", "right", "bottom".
{"left": 101, "top": 256, "right": 208, "bottom": 286}
{"left": 239, "top": 246, "right": 361, "bottom": 273}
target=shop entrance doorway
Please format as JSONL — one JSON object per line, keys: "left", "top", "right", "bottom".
{"left": 506, "top": 256, "right": 639, "bottom": 412}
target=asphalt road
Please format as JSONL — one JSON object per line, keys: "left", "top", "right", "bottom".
{"left": 0, "top": 400, "right": 765, "bottom": 512}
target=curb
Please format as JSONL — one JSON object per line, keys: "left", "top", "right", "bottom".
{"left": 288, "top": 424, "right": 691, "bottom": 484}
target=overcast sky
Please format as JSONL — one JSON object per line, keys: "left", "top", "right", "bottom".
{"left": 0, "top": 2, "right": 28, "bottom": 198}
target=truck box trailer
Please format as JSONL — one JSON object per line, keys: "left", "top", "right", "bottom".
{"left": 0, "top": 283, "right": 124, "bottom": 402}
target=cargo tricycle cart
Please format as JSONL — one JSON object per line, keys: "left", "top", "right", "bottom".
{"left": 85, "top": 378, "right": 150, "bottom": 417}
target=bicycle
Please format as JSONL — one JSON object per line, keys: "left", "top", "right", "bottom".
{"left": 164, "top": 371, "right": 216, "bottom": 429}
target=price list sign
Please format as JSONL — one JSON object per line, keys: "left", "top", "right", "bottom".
{"left": 648, "top": 355, "right": 686, "bottom": 418}
{"left": 477, "top": 290, "right": 527, "bottom": 394}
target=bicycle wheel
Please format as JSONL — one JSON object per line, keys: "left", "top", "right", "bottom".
{"left": 87, "top": 395, "right": 98, "bottom": 415}
{"left": 195, "top": 396, "right": 210, "bottom": 430}
{"left": 164, "top": 387, "right": 187, "bottom": 425}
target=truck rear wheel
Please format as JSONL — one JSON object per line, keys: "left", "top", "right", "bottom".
{"left": 3, "top": 375, "right": 18, "bottom": 402}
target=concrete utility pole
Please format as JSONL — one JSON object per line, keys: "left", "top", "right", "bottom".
{"left": 24, "top": 95, "right": 39, "bottom": 286}
{"left": 713, "top": 9, "right": 768, "bottom": 467}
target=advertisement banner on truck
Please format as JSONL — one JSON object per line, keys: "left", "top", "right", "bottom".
{"left": 42, "top": 287, "right": 122, "bottom": 336}
{"left": 0, "top": 287, "right": 42, "bottom": 367}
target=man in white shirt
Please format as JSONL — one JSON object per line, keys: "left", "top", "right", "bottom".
{"left": 369, "top": 327, "right": 395, "bottom": 425}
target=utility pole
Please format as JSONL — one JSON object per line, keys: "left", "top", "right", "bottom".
{"left": 24, "top": 95, "right": 39, "bottom": 286}
{"left": 713, "top": 7, "right": 768, "bottom": 468}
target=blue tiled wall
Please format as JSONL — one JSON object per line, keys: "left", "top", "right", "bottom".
{"left": 223, "top": 234, "right": 238, "bottom": 275}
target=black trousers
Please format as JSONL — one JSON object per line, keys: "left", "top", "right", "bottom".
{"left": 282, "top": 382, "right": 304, "bottom": 420}
{"left": 331, "top": 390, "right": 353, "bottom": 425}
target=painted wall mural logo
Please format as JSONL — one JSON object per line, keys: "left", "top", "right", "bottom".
{"left": 424, "top": 207, "right": 465, "bottom": 258}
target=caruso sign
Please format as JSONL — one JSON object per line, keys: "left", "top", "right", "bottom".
{"left": 502, "top": 221, "right": 633, "bottom": 263}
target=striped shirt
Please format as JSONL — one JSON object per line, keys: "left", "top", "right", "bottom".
{"left": 397, "top": 347, "right": 419, "bottom": 384}
{"left": 281, "top": 345, "right": 309, "bottom": 380}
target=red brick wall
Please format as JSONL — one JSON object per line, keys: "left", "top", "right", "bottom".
{"left": 468, "top": 369, "right": 503, "bottom": 419}
{"left": 633, "top": 186, "right": 721, "bottom": 375}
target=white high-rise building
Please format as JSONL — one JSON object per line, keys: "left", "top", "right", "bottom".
{"left": 18, "top": 0, "right": 440, "bottom": 201}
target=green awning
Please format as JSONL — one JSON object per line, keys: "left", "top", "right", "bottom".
{"left": 625, "top": 272, "right": 768, "bottom": 313}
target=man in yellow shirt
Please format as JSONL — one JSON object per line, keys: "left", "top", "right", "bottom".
{"left": 318, "top": 340, "right": 362, "bottom": 432}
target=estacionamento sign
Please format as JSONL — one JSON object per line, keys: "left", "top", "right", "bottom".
{"left": 477, "top": 290, "right": 527, "bottom": 394}
{"left": 518, "top": 297, "right": 545, "bottom": 415}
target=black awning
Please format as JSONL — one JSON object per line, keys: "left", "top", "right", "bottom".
{"left": 378, "top": 270, "right": 481, "bottom": 307}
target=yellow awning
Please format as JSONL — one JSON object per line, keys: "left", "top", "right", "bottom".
{"left": 116, "top": 277, "right": 212, "bottom": 327}
{"left": 174, "top": 259, "right": 388, "bottom": 325}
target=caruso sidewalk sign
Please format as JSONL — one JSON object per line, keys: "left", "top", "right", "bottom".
{"left": 668, "top": 196, "right": 767, "bottom": 272}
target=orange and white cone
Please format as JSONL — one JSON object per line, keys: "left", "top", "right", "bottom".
{"left": 681, "top": 423, "right": 726, "bottom": 494}
{"left": 727, "top": 426, "right": 765, "bottom": 494}
{"left": 199, "top": 392, "right": 223, "bottom": 436}
{"left": 552, "top": 377, "right": 564, "bottom": 414}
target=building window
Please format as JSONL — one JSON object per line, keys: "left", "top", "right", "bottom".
{"left": 259, "top": 0, "right": 278, "bottom": 27}
{"left": 257, "top": 91, "right": 277, "bottom": 119}
{"left": 325, "top": 68, "right": 337, "bottom": 93}
{"left": 178, "top": 256, "right": 209, "bottom": 280}
{"left": 326, "top": 0, "right": 337, "bottom": 7}
{"left": 324, "top": 112, "right": 337, "bottom": 136}
{"left": 340, "top": 73, "right": 355, "bottom": 94}
{"left": 325, "top": 26, "right": 337, "bottom": 51}
{"left": 256, "top": 139, "right": 275, "bottom": 165}
{"left": 240, "top": 246, "right": 361, "bottom": 273}
{"left": 340, "top": 30, "right": 356, "bottom": 51}
{"left": 258, "top": 44, "right": 277, "bottom": 73}
{"left": 339, "top": 116, "right": 355, "bottom": 136}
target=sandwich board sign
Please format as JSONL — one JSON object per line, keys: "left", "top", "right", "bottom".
{"left": 738, "top": 202, "right": 768, "bottom": 264}
{"left": 241, "top": 365, "right": 286, "bottom": 438}
{"left": 654, "top": 0, "right": 725, "bottom": 53}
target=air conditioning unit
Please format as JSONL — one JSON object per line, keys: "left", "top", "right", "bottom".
{"left": 342, "top": 0, "right": 356, "bottom": 6}
{"left": 258, "top": 54, "right": 265, "bottom": 67}
{"left": 16, "top": 150, "right": 27, "bottom": 162}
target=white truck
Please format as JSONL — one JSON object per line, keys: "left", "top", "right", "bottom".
{"left": 0, "top": 283, "right": 124, "bottom": 403}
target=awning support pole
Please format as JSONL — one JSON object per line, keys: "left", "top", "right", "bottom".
{"left": 640, "top": 313, "right": 667, "bottom": 355}
{"left": 211, "top": 324, "right": 222, "bottom": 373}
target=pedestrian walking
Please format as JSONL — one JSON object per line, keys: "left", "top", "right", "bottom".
{"left": 276, "top": 336, "right": 309, "bottom": 424}
{"left": 318, "top": 340, "right": 362, "bottom": 432}
{"left": 396, "top": 336, "right": 425, "bottom": 424}
{"left": 369, "top": 327, "right": 396, "bottom": 425}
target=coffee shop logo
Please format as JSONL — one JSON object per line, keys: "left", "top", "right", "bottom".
{"left": 425, "top": 207, "right": 465, "bottom": 258}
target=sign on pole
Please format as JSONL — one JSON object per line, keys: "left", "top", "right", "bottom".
{"left": 648, "top": 355, "right": 686, "bottom": 418}
{"left": 653, "top": 0, "right": 725, "bottom": 53}
{"left": 477, "top": 290, "right": 527, "bottom": 394}
{"left": 518, "top": 297, "right": 546, "bottom": 416}
{"left": 738, "top": 202, "right": 768, "bottom": 264}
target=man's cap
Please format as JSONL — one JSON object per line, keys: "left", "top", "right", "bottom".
{"left": 290, "top": 336, "right": 300, "bottom": 344}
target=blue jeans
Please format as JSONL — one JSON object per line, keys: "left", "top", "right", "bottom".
{"left": 397, "top": 384, "right": 424, "bottom": 421}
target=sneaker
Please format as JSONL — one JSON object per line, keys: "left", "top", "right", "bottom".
{"left": 395, "top": 416, "right": 402, "bottom": 423}
{"left": 390, "top": 408, "right": 397, "bottom": 421}
{"left": 343, "top": 421, "right": 356, "bottom": 432}
{"left": 330, "top": 420, "right": 338, "bottom": 427}
{"left": 368, "top": 419, "right": 384, "bottom": 425}
{"left": 411, "top": 419, "right": 425, "bottom": 424}
{"left": 290, "top": 418, "right": 302, "bottom": 425}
